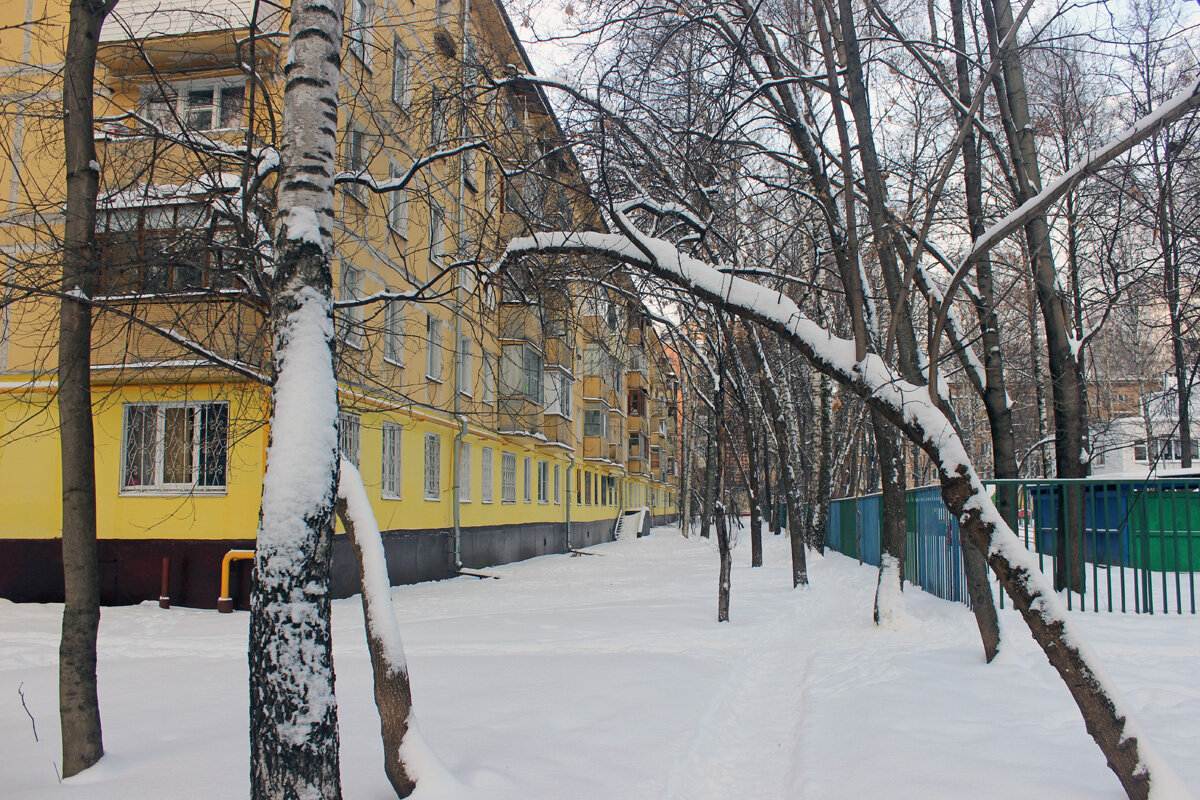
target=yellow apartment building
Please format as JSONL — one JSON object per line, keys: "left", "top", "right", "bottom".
{"left": 0, "top": 0, "right": 678, "bottom": 607}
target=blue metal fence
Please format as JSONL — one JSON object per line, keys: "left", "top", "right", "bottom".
{"left": 826, "top": 477, "right": 1200, "bottom": 614}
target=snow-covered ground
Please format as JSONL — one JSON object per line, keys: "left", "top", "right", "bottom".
{"left": 3, "top": 523, "right": 1199, "bottom": 799}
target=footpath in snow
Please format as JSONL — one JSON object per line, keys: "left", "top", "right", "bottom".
{"left": 2, "top": 522, "right": 1199, "bottom": 799}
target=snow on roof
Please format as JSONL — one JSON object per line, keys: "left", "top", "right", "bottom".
{"left": 99, "top": 173, "right": 242, "bottom": 209}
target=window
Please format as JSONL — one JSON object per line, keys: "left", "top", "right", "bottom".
{"left": 537, "top": 460, "right": 549, "bottom": 503}
{"left": 144, "top": 81, "right": 245, "bottom": 132}
{"left": 458, "top": 336, "right": 473, "bottom": 396}
{"left": 337, "top": 266, "right": 363, "bottom": 348}
{"left": 501, "top": 452, "right": 517, "bottom": 503}
{"left": 430, "top": 96, "right": 446, "bottom": 146}
{"left": 553, "top": 464, "right": 560, "bottom": 503}
{"left": 424, "top": 433, "right": 441, "bottom": 499}
{"left": 484, "top": 160, "right": 498, "bottom": 214}
{"left": 585, "top": 471, "right": 592, "bottom": 505}
{"left": 338, "top": 412, "right": 361, "bottom": 467}
{"left": 523, "top": 457, "right": 532, "bottom": 502}
{"left": 348, "top": 0, "right": 370, "bottom": 62}
{"left": 345, "top": 125, "right": 367, "bottom": 202}
{"left": 381, "top": 422, "right": 402, "bottom": 498}
{"left": 391, "top": 37, "right": 410, "bottom": 106}
{"left": 481, "top": 447, "right": 494, "bottom": 502}
{"left": 426, "top": 314, "right": 443, "bottom": 381}
{"left": 1133, "top": 440, "right": 1148, "bottom": 462}
{"left": 97, "top": 204, "right": 234, "bottom": 295}
{"left": 122, "top": 402, "right": 228, "bottom": 492}
{"left": 428, "top": 199, "right": 445, "bottom": 267}
{"left": 628, "top": 389, "right": 644, "bottom": 416}
{"left": 482, "top": 353, "right": 495, "bottom": 405}
{"left": 383, "top": 299, "right": 404, "bottom": 366}
{"left": 576, "top": 468, "right": 582, "bottom": 504}
{"left": 387, "top": 163, "right": 409, "bottom": 235}
{"left": 584, "top": 406, "right": 608, "bottom": 439}
{"left": 545, "top": 370, "right": 571, "bottom": 418}
{"left": 500, "top": 343, "right": 543, "bottom": 402}
{"left": 458, "top": 441, "right": 471, "bottom": 502}
{"left": 462, "top": 131, "right": 478, "bottom": 192}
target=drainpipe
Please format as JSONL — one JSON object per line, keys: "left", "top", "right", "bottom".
{"left": 566, "top": 453, "right": 575, "bottom": 550}
{"left": 450, "top": 0, "right": 470, "bottom": 573}
{"left": 452, "top": 413, "right": 467, "bottom": 570}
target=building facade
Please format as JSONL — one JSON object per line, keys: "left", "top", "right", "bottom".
{"left": 0, "top": 0, "right": 679, "bottom": 607}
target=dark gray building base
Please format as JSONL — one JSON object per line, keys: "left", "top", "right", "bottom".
{"left": 330, "top": 515, "right": 620, "bottom": 599}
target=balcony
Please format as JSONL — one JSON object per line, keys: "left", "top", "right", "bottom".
{"left": 628, "top": 415, "right": 650, "bottom": 435}
{"left": 499, "top": 305, "right": 543, "bottom": 345}
{"left": 543, "top": 336, "right": 574, "bottom": 372}
{"left": 99, "top": 0, "right": 282, "bottom": 75}
{"left": 542, "top": 415, "right": 573, "bottom": 448}
{"left": 582, "top": 375, "right": 620, "bottom": 409}
{"left": 498, "top": 397, "right": 542, "bottom": 438}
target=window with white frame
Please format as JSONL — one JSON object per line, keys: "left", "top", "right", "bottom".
{"left": 337, "top": 266, "right": 363, "bottom": 348}
{"left": 584, "top": 405, "right": 608, "bottom": 439}
{"left": 553, "top": 464, "right": 560, "bottom": 503}
{"left": 501, "top": 452, "right": 516, "bottom": 503}
{"left": 391, "top": 36, "right": 410, "bottom": 106}
{"left": 345, "top": 124, "right": 367, "bottom": 202}
{"left": 523, "top": 456, "right": 532, "bottom": 503}
{"left": 430, "top": 95, "right": 446, "bottom": 145}
{"left": 122, "top": 402, "right": 228, "bottom": 492}
{"left": 500, "top": 343, "right": 543, "bottom": 403}
{"left": 143, "top": 81, "right": 246, "bottom": 132}
{"left": 383, "top": 299, "right": 404, "bottom": 366}
{"left": 545, "top": 369, "right": 571, "bottom": 418}
{"left": 426, "top": 314, "right": 443, "bottom": 381}
{"left": 481, "top": 446, "right": 494, "bottom": 502}
{"left": 381, "top": 422, "right": 402, "bottom": 498}
{"left": 484, "top": 160, "right": 498, "bottom": 214}
{"left": 428, "top": 199, "right": 445, "bottom": 267}
{"left": 338, "top": 412, "right": 361, "bottom": 467}
{"left": 387, "top": 163, "right": 408, "bottom": 235}
{"left": 462, "top": 130, "right": 478, "bottom": 192}
{"left": 458, "top": 336, "right": 473, "bottom": 396}
{"left": 458, "top": 441, "right": 471, "bottom": 502}
{"left": 482, "top": 352, "right": 495, "bottom": 405}
{"left": 347, "top": 0, "right": 371, "bottom": 62}
{"left": 424, "top": 433, "right": 441, "bottom": 499}
{"left": 537, "top": 460, "right": 549, "bottom": 503}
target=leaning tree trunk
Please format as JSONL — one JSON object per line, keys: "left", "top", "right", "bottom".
{"left": 249, "top": 2, "right": 346, "bottom": 798}
{"left": 337, "top": 461, "right": 415, "bottom": 798}
{"left": 58, "top": 0, "right": 112, "bottom": 778}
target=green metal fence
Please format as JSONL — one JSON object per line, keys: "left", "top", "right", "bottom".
{"left": 826, "top": 477, "right": 1200, "bottom": 614}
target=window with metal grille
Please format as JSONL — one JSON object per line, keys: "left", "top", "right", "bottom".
{"left": 458, "top": 441, "right": 471, "bottom": 502}
{"left": 424, "top": 433, "right": 441, "bottom": 499}
{"left": 121, "top": 402, "right": 228, "bottom": 492}
{"left": 381, "top": 422, "right": 401, "bottom": 498}
{"left": 481, "top": 447, "right": 494, "bottom": 503}
{"left": 523, "top": 457, "right": 532, "bottom": 503}
{"left": 338, "top": 412, "right": 361, "bottom": 467}
{"left": 501, "top": 452, "right": 516, "bottom": 503}
{"left": 537, "top": 460, "right": 549, "bottom": 503}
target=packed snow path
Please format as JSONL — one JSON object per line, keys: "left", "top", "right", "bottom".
{"left": 2, "top": 524, "right": 1199, "bottom": 798}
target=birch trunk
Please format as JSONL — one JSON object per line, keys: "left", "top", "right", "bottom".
{"left": 336, "top": 461, "right": 416, "bottom": 798}
{"left": 249, "top": 2, "right": 345, "bottom": 797}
